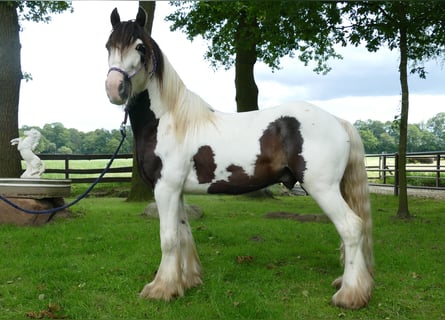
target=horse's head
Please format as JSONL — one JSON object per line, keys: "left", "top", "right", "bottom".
{"left": 105, "top": 7, "right": 158, "bottom": 105}
{"left": 24, "top": 128, "right": 41, "bottom": 140}
{"left": 22, "top": 129, "right": 41, "bottom": 151}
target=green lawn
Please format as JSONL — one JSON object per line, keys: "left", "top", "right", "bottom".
{"left": 0, "top": 194, "right": 444, "bottom": 319}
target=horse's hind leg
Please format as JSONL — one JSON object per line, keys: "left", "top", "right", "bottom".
{"left": 38, "top": 160, "right": 45, "bottom": 176}
{"left": 178, "top": 198, "right": 202, "bottom": 290}
{"left": 308, "top": 186, "right": 373, "bottom": 309}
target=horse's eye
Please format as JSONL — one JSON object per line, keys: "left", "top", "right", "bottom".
{"left": 136, "top": 43, "right": 146, "bottom": 55}
{"left": 136, "top": 44, "right": 147, "bottom": 65}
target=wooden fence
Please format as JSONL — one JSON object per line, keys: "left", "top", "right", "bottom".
{"left": 38, "top": 153, "right": 133, "bottom": 183}
{"left": 38, "top": 151, "right": 445, "bottom": 193}
{"left": 365, "top": 151, "right": 445, "bottom": 194}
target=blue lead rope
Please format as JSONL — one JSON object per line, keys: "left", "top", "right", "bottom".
{"left": 0, "top": 115, "right": 128, "bottom": 215}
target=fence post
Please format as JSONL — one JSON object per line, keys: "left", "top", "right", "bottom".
{"left": 394, "top": 153, "right": 399, "bottom": 196}
{"left": 382, "top": 152, "right": 387, "bottom": 184}
{"left": 65, "top": 156, "right": 69, "bottom": 180}
{"left": 437, "top": 154, "right": 441, "bottom": 188}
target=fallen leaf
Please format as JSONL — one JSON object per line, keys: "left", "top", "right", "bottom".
{"left": 236, "top": 256, "right": 254, "bottom": 264}
{"left": 26, "top": 303, "right": 67, "bottom": 319}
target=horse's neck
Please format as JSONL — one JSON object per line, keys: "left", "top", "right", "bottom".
{"left": 146, "top": 54, "right": 216, "bottom": 140}
{"left": 146, "top": 54, "right": 185, "bottom": 118}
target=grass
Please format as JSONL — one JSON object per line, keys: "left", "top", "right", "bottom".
{"left": 1, "top": 193, "right": 444, "bottom": 319}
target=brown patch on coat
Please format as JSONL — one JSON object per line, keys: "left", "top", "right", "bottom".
{"left": 208, "top": 117, "right": 306, "bottom": 194}
{"left": 128, "top": 90, "right": 162, "bottom": 188}
{"left": 193, "top": 146, "right": 217, "bottom": 184}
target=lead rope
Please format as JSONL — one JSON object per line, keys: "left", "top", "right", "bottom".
{"left": 0, "top": 110, "right": 129, "bottom": 215}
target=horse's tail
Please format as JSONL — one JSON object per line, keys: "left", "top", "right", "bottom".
{"left": 338, "top": 118, "right": 374, "bottom": 276}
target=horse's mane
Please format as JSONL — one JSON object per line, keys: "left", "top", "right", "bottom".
{"left": 158, "top": 53, "right": 216, "bottom": 140}
{"left": 107, "top": 20, "right": 215, "bottom": 140}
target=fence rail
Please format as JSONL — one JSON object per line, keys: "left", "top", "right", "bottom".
{"left": 38, "top": 153, "right": 133, "bottom": 184}
{"left": 365, "top": 151, "right": 445, "bottom": 195}
{"left": 37, "top": 151, "right": 445, "bottom": 193}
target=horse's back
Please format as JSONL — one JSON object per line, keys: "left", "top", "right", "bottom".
{"left": 216, "top": 101, "right": 350, "bottom": 164}
{"left": 181, "top": 101, "right": 350, "bottom": 194}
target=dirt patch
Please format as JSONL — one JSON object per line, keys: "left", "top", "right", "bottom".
{"left": 264, "top": 211, "right": 329, "bottom": 223}
{"left": 0, "top": 197, "right": 69, "bottom": 226}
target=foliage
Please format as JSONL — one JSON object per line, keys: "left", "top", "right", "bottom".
{"left": 19, "top": 123, "right": 134, "bottom": 155}
{"left": 167, "top": 1, "right": 343, "bottom": 73}
{"left": 426, "top": 112, "right": 445, "bottom": 145}
{"left": 167, "top": 1, "right": 345, "bottom": 111}
{"left": 0, "top": 194, "right": 444, "bottom": 319}
{"left": 354, "top": 112, "right": 445, "bottom": 154}
{"left": 341, "top": 2, "right": 445, "bottom": 77}
{"left": 15, "top": 1, "right": 72, "bottom": 24}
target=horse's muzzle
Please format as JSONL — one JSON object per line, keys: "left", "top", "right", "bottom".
{"left": 106, "top": 70, "right": 131, "bottom": 105}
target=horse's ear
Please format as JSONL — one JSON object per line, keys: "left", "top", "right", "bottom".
{"left": 136, "top": 7, "right": 147, "bottom": 28}
{"left": 111, "top": 8, "right": 121, "bottom": 29}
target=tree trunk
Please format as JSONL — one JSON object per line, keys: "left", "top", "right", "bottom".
{"left": 234, "top": 10, "right": 258, "bottom": 112}
{"left": 0, "top": 3, "right": 22, "bottom": 178}
{"left": 396, "top": 3, "right": 411, "bottom": 219}
{"left": 126, "top": 144, "right": 154, "bottom": 202}
{"left": 140, "top": 1, "right": 155, "bottom": 35}
{"left": 235, "top": 10, "right": 271, "bottom": 198}
{"left": 127, "top": 1, "right": 156, "bottom": 202}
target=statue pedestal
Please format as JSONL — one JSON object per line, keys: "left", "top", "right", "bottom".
{"left": 0, "top": 178, "right": 71, "bottom": 226}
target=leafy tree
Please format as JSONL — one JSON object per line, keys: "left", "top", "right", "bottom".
{"left": 407, "top": 124, "right": 424, "bottom": 152}
{"left": 418, "top": 129, "right": 439, "bottom": 152}
{"left": 378, "top": 132, "right": 397, "bottom": 154}
{"left": 354, "top": 115, "right": 444, "bottom": 154}
{"left": 357, "top": 128, "right": 380, "bottom": 154}
{"left": 354, "top": 119, "right": 398, "bottom": 154}
{"left": 342, "top": 1, "right": 445, "bottom": 218}
{"left": 57, "top": 146, "right": 72, "bottom": 154}
{"left": 167, "top": 1, "right": 343, "bottom": 111}
{"left": 426, "top": 112, "right": 445, "bottom": 150}
{"left": 41, "top": 123, "right": 68, "bottom": 149}
{"left": 0, "top": 1, "right": 72, "bottom": 178}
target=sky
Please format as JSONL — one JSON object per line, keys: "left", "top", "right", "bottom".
{"left": 18, "top": 1, "right": 445, "bottom": 132}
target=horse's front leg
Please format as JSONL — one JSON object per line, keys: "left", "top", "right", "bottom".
{"left": 140, "top": 181, "right": 185, "bottom": 301}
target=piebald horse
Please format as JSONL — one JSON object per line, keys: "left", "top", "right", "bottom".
{"left": 105, "top": 8, "right": 374, "bottom": 309}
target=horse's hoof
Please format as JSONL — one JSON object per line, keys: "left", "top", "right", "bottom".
{"left": 140, "top": 281, "right": 183, "bottom": 301}
{"left": 331, "top": 285, "right": 371, "bottom": 310}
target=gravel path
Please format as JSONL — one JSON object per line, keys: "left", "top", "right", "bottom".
{"left": 369, "top": 185, "right": 445, "bottom": 199}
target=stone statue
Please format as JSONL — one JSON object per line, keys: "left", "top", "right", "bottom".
{"left": 10, "top": 128, "right": 45, "bottom": 179}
